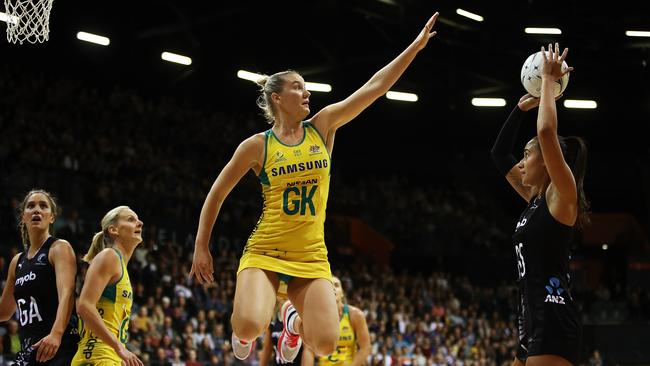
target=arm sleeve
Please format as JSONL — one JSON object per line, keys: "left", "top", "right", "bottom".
{"left": 491, "top": 106, "right": 526, "bottom": 176}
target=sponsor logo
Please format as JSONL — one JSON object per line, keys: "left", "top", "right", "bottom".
{"left": 544, "top": 277, "right": 566, "bottom": 305}
{"left": 35, "top": 253, "right": 47, "bottom": 265}
{"left": 82, "top": 335, "right": 100, "bottom": 359}
{"left": 285, "top": 178, "right": 318, "bottom": 187}
{"left": 15, "top": 271, "right": 36, "bottom": 286}
{"left": 274, "top": 151, "right": 286, "bottom": 163}
{"left": 271, "top": 158, "right": 328, "bottom": 177}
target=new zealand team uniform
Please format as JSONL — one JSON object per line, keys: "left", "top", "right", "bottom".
{"left": 238, "top": 121, "right": 332, "bottom": 280}
{"left": 317, "top": 304, "right": 356, "bottom": 366}
{"left": 71, "top": 248, "right": 133, "bottom": 365}
{"left": 13, "top": 236, "right": 79, "bottom": 365}
{"left": 513, "top": 194, "right": 581, "bottom": 365}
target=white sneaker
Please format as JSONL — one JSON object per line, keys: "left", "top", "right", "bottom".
{"left": 278, "top": 301, "right": 303, "bottom": 362}
{"left": 231, "top": 333, "right": 255, "bottom": 360}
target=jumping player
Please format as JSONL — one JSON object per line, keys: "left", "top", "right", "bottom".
{"left": 190, "top": 11, "right": 440, "bottom": 363}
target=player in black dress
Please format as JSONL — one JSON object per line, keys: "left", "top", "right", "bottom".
{"left": 0, "top": 190, "right": 78, "bottom": 365}
{"left": 491, "top": 44, "right": 589, "bottom": 366}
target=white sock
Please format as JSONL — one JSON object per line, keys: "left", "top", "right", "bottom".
{"left": 286, "top": 307, "right": 299, "bottom": 336}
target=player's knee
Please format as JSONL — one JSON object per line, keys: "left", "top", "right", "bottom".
{"left": 230, "top": 314, "right": 265, "bottom": 341}
{"left": 310, "top": 329, "right": 339, "bottom": 357}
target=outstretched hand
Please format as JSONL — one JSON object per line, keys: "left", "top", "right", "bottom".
{"left": 413, "top": 12, "right": 439, "bottom": 51}
{"left": 541, "top": 42, "right": 574, "bottom": 82}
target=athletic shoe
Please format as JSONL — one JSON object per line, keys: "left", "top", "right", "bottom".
{"left": 278, "top": 301, "right": 303, "bottom": 362}
{"left": 232, "top": 333, "right": 255, "bottom": 360}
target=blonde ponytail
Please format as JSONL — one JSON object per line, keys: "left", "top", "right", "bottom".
{"left": 84, "top": 231, "right": 109, "bottom": 262}
{"left": 256, "top": 75, "right": 269, "bottom": 88}
{"left": 84, "top": 206, "right": 130, "bottom": 262}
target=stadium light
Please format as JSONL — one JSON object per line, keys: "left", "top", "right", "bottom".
{"left": 471, "top": 98, "right": 506, "bottom": 107}
{"left": 456, "top": 9, "right": 484, "bottom": 22}
{"left": 0, "top": 11, "right": 18, "bottom": 25}
{"left": 525, "top": 27, "right": 562, "bottom": 35}
{"left": 563, "top": 100, "right": 597, "bottom": 109}
{"left": 76, "top": 31, "right": 110, "bottom": 46}
{"left": 625, "top": 30, "right": 650, "bottom": 37}
{"left": 161, "top": 52, "right": 192, "bottom": 66}
{"left": 386, "top": 91, "right": 418, "bottom": 102}
{"left": 237, "top": 70, "right": 261, "bottom": 82}
{"left": 305, "top": 82, "right": 332, "bottom": 92}
{"left": 236, "top": 70, "right": 331, "bottom": 92}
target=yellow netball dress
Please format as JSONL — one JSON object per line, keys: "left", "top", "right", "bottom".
{"left": 72, "top": 249, "right": 133, "bottom": 365}
{"left": 318, "top": 304, "right": 357, "bottom": 366}
{"left": 238, "top": 121, "right": 332, "bottom": 279}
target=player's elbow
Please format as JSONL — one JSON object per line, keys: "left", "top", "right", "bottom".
{"left": 206, "top": 185, "right": 228, "bottom": 207}
{"left": 76, "top": 300, "right": 94, "bottom": 320}
{"left": 536, "top": 125, "right": 556, "bottom": 140}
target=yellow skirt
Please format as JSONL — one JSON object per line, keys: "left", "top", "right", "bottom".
{"left": 237, "top": 250, "right": 332, "bottom": 280}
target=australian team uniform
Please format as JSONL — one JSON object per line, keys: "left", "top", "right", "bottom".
{"left": 317, "top": 304, "right": 356, "bottom": 366}
{"left": 12, "top": 236, "right": 79, "bottom": 366}
{"left": 71, "top": 248, "right": 133, "bottom": 366}
{"left": 238, "top": 121, "right": 332, "bottom": 280}
{"left": 513, "top": 194, "right": 582, "bottom": 365}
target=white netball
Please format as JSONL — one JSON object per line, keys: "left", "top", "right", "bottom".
{"left": 520, "top": 51, "right": 570, "bottom": 98}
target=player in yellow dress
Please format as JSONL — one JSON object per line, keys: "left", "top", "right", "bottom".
{"left": 190, "top": 11, "right": 439, "bottom": 363}
{"left": 72, "top": 206, "right": 144, "bottom": 366}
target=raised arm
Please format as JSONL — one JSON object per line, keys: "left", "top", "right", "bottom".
{"left": 537, "top": 43, "right": 577, "bottom": 208}
{"left": 492, "top": 93, "right": 565, "bottom": 201}
{"left": 76, "top": 250, "right": 142, "bottom": 366}
{"left": 310, "top": 12, "right": 439, "bottom": 141}
{"left": 32, "top": 240, "right": 77, "bottom": 362}
{"left": 190, "top": 134, "right": 265, "bottom": 284}
{"left": 491, "top": 97, "right": 532, "bottom": 201}
{"left": 0, "top": 253, "right": 20, "bottom": 321}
